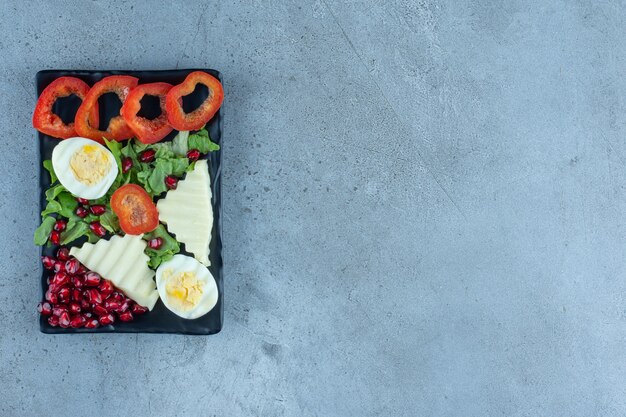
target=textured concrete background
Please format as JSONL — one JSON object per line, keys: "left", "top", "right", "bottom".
{"left": 1, "top": 0, "right": 625, "bottom": 416}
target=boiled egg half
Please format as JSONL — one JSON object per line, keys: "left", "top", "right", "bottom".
{"left": 156, "top": 254, "right": 218, "bottom": 319}
{"left": 52, "top": 137, "right": 118, "bottom": 199}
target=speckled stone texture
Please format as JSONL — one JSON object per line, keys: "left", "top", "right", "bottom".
{"left": 1, "top": 1, "right": 626, "bottom": 416}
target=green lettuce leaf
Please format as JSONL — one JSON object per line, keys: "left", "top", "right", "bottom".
{"left": 99, "top": 211, "right": 119, "bottom": 233}
{"left": 60, "top": 221, "right": 90, "bottom": 245}
{"left": 171, "top": 131, "right": 189, "bottom": 156}
{"left": 143, "top": 225, "right": 180, "bottom": 268}
{"left": 34, "top": 216, "right": 56, "bottom": 245}
{"left": 188, "top": 128, "right": 220, "bottom": 153}
{"left": 104, "top": 138, "right": 123, "bottom": 170}
{"left": 43, "top": 160, "right": 57, "bottom": 183}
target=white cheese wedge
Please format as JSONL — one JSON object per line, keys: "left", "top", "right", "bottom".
{"left": 69, "top": 234, "right": 159, "bottom": 310}
{"left": 157, "top": 159, "right": 213, "bottom": 266}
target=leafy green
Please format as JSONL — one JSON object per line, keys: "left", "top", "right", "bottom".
{"left": 143, "top": 225, "right": 180, "bottom": 268}
{"left": 43, "top": 160, "right": 57, "bottom": 183}
{"left": 34, "top": 216, "right": 56, "bottom": 245}
{"left": 45, "top": 184, "right": 66, "bottom": 201}
{"left": 99, "top": 211, "right": 119, "bottom": 234}
{"left": 57, "top": 192, "right": 79, "bottom": 218}
{"left": 104, "top": 138, "right": 123, "bottom": 170}
{"left": 171, "top": 131, "right": 189, "bottom": 156}
{"left": 188, "top": 128, "right": 220, "bottom": 153}
{"left": 60, "top": 221, "right": 90, "bottom": 245}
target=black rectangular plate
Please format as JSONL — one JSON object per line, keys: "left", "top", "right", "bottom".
{"left": 37, "top": 69, "right": 223, "bottom": 335}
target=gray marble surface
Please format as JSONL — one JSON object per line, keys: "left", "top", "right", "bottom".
{"left": 1, "top": 1, "right": 626, "bottom": 416}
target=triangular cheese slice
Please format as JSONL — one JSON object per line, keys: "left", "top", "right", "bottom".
{"left": 157, "top": 159, "right": 213, "bottom": 266}
{"left": 70, "top": 234, "right": 159, "bottom": 310}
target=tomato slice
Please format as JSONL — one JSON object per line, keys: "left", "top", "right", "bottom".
{"left": 74, "top": 75, "right": 139, "bottom": 143}
{"left": 165, "top": 71, "right": 224, "bottom": 131}
{"left": 111, "top": 184, "right": 159, "bottom": 235}
{"left": 120, "top": 82, "right": 174, "bottom": 144}
{"left": 32, "top": 77, "right": 99, "bottom": 139}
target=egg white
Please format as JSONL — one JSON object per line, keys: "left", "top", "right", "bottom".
{"left": 156, "top": 254, "right": 218, "bottom": 319}
{"left": 51, "top": 137, "right": 118, "bottom": 200}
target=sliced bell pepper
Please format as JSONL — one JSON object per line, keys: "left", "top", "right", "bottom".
{"left": 165, "top": 71, "right": 224, "bottom": 131}
{"left": 74, "top": 75, "right": 139, "bottom": 143}
{"left": 32, "top": 77, "right": 99, "bottom": 139}
{"left": 110, "top": 184, "right": 159, "bottom": 235}
{"left": 120, "top": 82, "right": 174, "bottom": 144}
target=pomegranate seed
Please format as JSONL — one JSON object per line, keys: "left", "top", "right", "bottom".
{"left": 58, "top": 311, "right": 71, "bottom": 328}
{"left": 93, "top": 304, "right": 108, "bottom": 316}
{"left": 56, "top": 247, "right": 70, "bottom": 261}
{"left": 99, "top": 280, "right": 114, "bottom": 297}
{"left": 70, "top": 315, "right": 86, "bottom": 328}
{"left": 48, "top": 315, "right": 59, "bottom": 327}
{"left": 45, "top": 290, "right": 58, "bottom": 304}
{"left": 69, "top": 302, "right": 81, "bottom": 314}
{"left": 53, "top": 219, "right": 67, "bottom": 232}
{"left": 41, "top": 256, "right": 56, "bottom": 270}
{"left": 52, "top": 306, "right": 67, "bottom": 317}
{"left": 139, "top": 149, "right": 156, "bottom": 163}
{"left": 86, "top": 289, "right": 102, "bottom": 305}
{"left": 49, "top": 230, "right": 61, "bottom": 245}
{"left": 131, "top": 304, "right": 148, "bottom": 315}
{"left": 76, "top": 197, "right": 89, "bottom": 205}
{"left": 187, "top": 149, "right": 201, "bottom": 161}
{"left": 164, "top": 175, "right": 178, "bottom": 190}
{"left": 83, "top": 312, "right": 93, "bottom": 319}
{"left": 122, "top": 157, "right": 133, "bottom": 173}
{"left": 76, "top": 265, "right": 87, "bottom": 275}
{"left": 52, "top": 272, "right": 70, "bottom": 287}
{"left": 75, "top": 206, "right": 89, "bottom": 218}
{"left": 71, "top": 276, "right": 84, "bottom": 289}
{"left": 118, "top": 311, "right": 134, "bottom": 322}
{"left": 148, "top": 237, "right": 163, "bottom": 249}
{"left": 116, "top": 300, "right": 131, "bottom": 313}
{"left": 58, "top": 287, "right": 70, "bottom": 304}
{"left": 53, "top": 261, "right": 66, "bottom": 273}
{"left": 99, "top": 313, "right": 115, "bottom": 326}
{"left": 89, "top": 205, "right": 106, "bottom": 216}
{"left": 37, "top": 301, "right": 53, "bottom": 316}
{"left": 65, "top": 258, "right": 80, "bottom": 275}
{"left": 104, "top": 299, "right": 121, "bottom": 312}
{"left": 71, "top": 288, "right": 82, "bottom": 301}
{"left": 84, "top": 272, "right": 101, "bottom": 287}
{"left": 89, "top": 221, "right": 106, "bottom": 237}
{"left": 109, "top": 292, "right": 123, "bottom": 302}
{"left": 84, "top": 318, "right": 100, "bottom": 329}
{"left": 80, "top": 299, "right": 90, "bottom": 310}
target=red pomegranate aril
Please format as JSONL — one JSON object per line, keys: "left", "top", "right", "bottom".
{"left": 86, "top": 289, "right": 102, "bottom": 305}
{"left": 89, "top": 205, "right": 106, "bottom": 216}
{"left": 71, "top": 288, "right": 82, "bottom": 302}
{"left": 53, "top": 261, "right": 66, "bottom": 273}
{"left": 49, "top": 230, "right": 61, "bottom": 245}
{"left": 99, "top": 280, "right": 114, "bottom": 297}
{"left": 75, "top": 206, "right": 89, "bottom": 218}
{"left": 83, "top": 312, "right": 93, "bottom": 319}
{"left": 41, "top": 256, "right": 56, "bottom": 270}
{"left": 104, "top": 299, "right": 121, "bottom": 312}
{"left": 99, "top": 313, "right": 115, "bottom": 326}
{"left": 187, "top": 148, "right": 201, "bottom": 161}
{"left": 81, "top": 299, "right": 91, "bottom": 310}
{"left": 76, "top": 265, "right": 87, "bottom": 275}
{"left": 45, "top": 290, "right": 58, "bottom": 304}
{"left": 131, "top": 304, "right": 148, "bottom": 315}
{"left": 56, "top": 247, "right": 70, "bottom": 261}
{"left": 70, "top": 315, "right": 86, "bottom": 328}
{"left": 48, "top": 315, "right": 59, "bottom": 327}
{"left": 139, "top": 149, "right": 156, "bottom": 163}
{"left": 52, "top": 272, "right": 70, "bottom": 287}
{"left": 65, "top": 258, "right": 80, "bottom": 274}
{"left": 69, "top": 302, "right": 81, "bottom": 314}
{"left": 148, "top": 237, "right": 163, "bottom": 249}
{"left": 164, "top": 175, "right": 178, "bottom": 190}
{"left": 52, "top": 306, "right": 67, "bottom": 317}
{"left": 37, "top": 301, "right": 53, "bottom": 316}
{"left": 84, "top": 272, "right": 101, "bottom": 287}
{"left": 119, "top": 311, "right": 134, "bottom": 322}
{"left": 89, "top": 221, "right": 106, "bottom": 237}
{"left": 122, "top": 157, "right": 133, "bottom": 173}
{"left": 93, "top": 304, "right": 108, "bottom": 316}
{"left": 84, "top": 318, "right": 100, "bottom": 329}
{"left": 71, "top": 276, "right": 84, "bottom": 289}
{"left": 76, "top": 197, "right": 89, "bottom": 205}
{"left": 58, "top": 287, "right": 71, "bottom": 304}
{"left": 116, "top": 300, "right": 131, "bottom": 313}
{"left": 53, "top": 219, "right": 67, "bottom": 232}
{"left": 58, "top": 311, "right": 71, "bottom": 328}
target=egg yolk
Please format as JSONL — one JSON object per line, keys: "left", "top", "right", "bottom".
{"left": 163, "top": 269, "right": 205, "bottom": 311}
{"left": 70, "top": 145, "right": 111, "bottom": 186}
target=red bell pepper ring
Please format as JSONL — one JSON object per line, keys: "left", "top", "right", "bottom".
{"left": 74, "top": 75, "right": 139, "bottom": 143}
{"left": 32, "top": 77, "right": 99, "bottom": 139}
{"left": 165, "top": 71, "right": 224, "bottom": 131}
{"left": 120, "top": 82, "right": 174, "bottom": 144}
